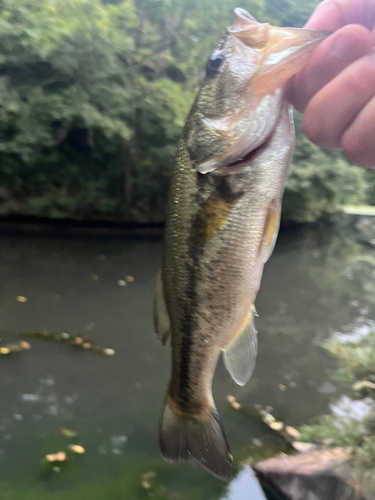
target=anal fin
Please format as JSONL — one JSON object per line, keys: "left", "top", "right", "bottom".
{"left": 223, "top": 308, "right": 258, "bottom": 386}
{"left": 153, "top": 270, "right": 171, "bottom": 345}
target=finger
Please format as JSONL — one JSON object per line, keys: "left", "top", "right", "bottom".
{"left": 288, "top": 25, "right": 372, "bottom": 112}
{"left": 302, "top": 51, "right": 375, "bottom": 149}
{"left": 305, "top": 0, "right": 375, "bottom": 31}
{"left": 343, "top": 93, "right": 375, "bottom": 168}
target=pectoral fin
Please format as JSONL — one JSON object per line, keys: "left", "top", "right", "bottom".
{"left": 223, "top": 309, "right": 258, "bottom": 387}
{"left": 190, "top": 180, "right": 243, "bottom": 245}
{"left": 259, "top": 200, "right": 281, "bottom": 263}
{"left": 153, "top": 270, "right": 171, "bottom": 345}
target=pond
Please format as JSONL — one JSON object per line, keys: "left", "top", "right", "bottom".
{"left": 0, "top": 223, "right": 374, "bottom": 500}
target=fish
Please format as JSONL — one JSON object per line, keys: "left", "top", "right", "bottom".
{"left": 154, "top": 8, "right": 329, "bottom": 480}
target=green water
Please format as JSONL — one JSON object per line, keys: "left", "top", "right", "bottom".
{"left": 0, "top": 223, "right": 374, "bottom": 499}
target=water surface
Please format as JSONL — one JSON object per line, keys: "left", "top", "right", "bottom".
{"left": 0, "top": 224, "right": 374, "bottom": 499}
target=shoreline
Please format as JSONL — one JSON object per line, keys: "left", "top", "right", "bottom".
{"left": 0, "top": 215, "right": 309, "bottom": 239}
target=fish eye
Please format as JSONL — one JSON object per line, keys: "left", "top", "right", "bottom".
{"left": 206, "top": 54, "right": 225, "bottom": 78}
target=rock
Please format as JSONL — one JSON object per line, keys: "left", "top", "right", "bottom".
{"left": 254, "top": 448, "right": 367, "bottom": 500}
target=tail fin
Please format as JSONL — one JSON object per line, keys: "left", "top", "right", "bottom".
{"left": 159, "top": 395, "right": 233, "bottom": 481}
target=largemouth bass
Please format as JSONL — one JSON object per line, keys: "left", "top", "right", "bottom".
{"left": 154, "top": 8, "right": 329, "bottom": 480}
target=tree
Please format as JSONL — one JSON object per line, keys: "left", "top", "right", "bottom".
{"left": 0, "top": 0, "right": 370, "bottom": 222}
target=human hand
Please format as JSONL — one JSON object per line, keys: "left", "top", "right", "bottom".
{"left": 287, "top": 0, "right": 375, "bottom": 168}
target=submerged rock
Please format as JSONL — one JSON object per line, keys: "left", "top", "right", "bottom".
{"left": 254, "top": 448, "right": 368, "bottom": 500}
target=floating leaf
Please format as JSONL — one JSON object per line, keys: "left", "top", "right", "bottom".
{"left": 269, "top": 421, "right": 284, "bottom": 431}
{"left": 125, "top": 276, "right": 134, "bottom": 283}
{"left": 103, "top": 348, "right": 115, "bottom": 356}
{"left": 285, "top": 426, "right": 301, "bottom": 439}
{"left": 60, "top": 428, "right": 78, "bottom": 438}
{"left": 46, "top": 451, "right": 67, "bottom": 462}
{"left": 278, "top": 384, "right": 287, "bottom": 391}
{"left": 141, "top": 471, "right": 156, "bottom": 490}
{"left": 68, "top": 444, "right": 85, "bottom": 454}
{"left": 16, "top": 296, "right": 27, "bottom": 303}
{"left": 0, "top": 341, "right": 31, "bottom": 354}
{"left": 227, "top": 395, "right": 241, "bottom": 410}
{"left": 252, "top": 438, "right": 263, "bottom": 448}
{"left": 21, "top": 331, "right": 114, "bottom": 356}
{"left": 117, "top": 280, "right": 126, "bottom": 286}
{"left": 263, "top": 413, "right": 276, "bottom": 423}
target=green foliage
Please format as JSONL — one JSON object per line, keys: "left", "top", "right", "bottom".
{"left": 299, "top": 413, "right": 369, "bottom": 448}
{"left": 265, "top": 0, "right": 320, "bottom": 27}
{"left": 283, "top": 113, "right": 369, "bottom": 223}
{"left": 325, "top": 332, "right": 375, "bottom": 384}
{"left": 0, "top": 0, "right": 371, "bottom": 222}
{"left": 0, "top": 0, "right": 195, "bottom": 221}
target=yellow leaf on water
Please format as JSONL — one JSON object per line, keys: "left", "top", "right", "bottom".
{"left": 141, "top": 471, "right": 156, "bottom": 490}
{"left": 46, "top": 451, "right": 67, "bottom": 462}
{"left": 227, "top": 395, "right": 241, "bottom": 410}
{"left": 125, "top": 276, "right": 134, "bottom": 283}
{"left": 285, "top": 426, "right": 301, "bottom": 439}
{"left": 16, "top": 296, "right": 27, "bottom": 303}
{"left": 0, "top": 348, "right": 10, "bottom": 355}
{"left": 278, "top": 384, "right": 287, "bottom": 391}
{"left": 60, "top": 428, "right": 78, "bottom": 438}
{"left": 269, "top": 422, "right": 284, "bottom": 431}
{"left": 68, "top": 444, "right": 85, "bottom": 454}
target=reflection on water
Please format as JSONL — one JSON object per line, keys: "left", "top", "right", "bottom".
{"left": 0, "top": 224, "right": 374, "bottom": 499}
{"left": 223, "top": 467, "right": 266, "bottom": 500}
